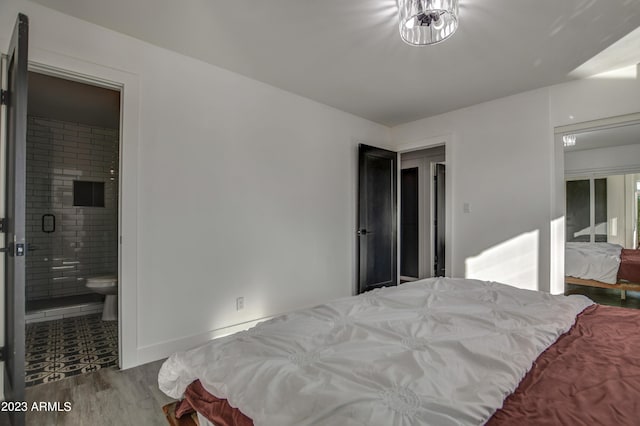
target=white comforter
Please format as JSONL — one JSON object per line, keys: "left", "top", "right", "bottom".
{"left": 565, "top": 242, "right": 622, "bottom": 284}
{"left": 159, "top": 278, "right": 592, "bottom": 426}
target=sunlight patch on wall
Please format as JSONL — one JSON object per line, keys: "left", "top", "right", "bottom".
{"left": 587, "top": 65, "right": 638, "bottom": 80}
{"left": 465, "top": 230, "right": 539, "bottom": 291}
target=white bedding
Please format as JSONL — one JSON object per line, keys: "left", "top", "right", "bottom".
{"left": 565, "top": 242, "right": 622, "bottom": 284}
{"left": 159, "top": 278, "right": 592, "bottom": 426}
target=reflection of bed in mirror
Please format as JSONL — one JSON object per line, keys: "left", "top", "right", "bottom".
{"left": 565, "top": 242, "right": 640, "bottom": 299}
{"left": 563, "top": 119, "right": 640, "bottom": 300}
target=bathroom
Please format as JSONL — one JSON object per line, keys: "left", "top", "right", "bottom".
{"left": 24, "top": 72, "right": 121, "bottom": 386}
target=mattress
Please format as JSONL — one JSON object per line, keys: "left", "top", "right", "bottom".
{"left": 159, "top": 277, "right": 592, "bottom": 426}
{"left": 565, "top": 242, "right": 622, "bottom": 284}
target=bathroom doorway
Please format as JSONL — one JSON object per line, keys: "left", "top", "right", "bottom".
{"left": 23, "top": 71, "right": 121, "bottom": 386}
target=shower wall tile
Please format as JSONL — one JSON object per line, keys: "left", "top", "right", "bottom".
{"left": 26, "top": 116, "right": 119, "bottom": 302}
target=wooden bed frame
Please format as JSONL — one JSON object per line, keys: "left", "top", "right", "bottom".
{"left": 565, "top": 276, "right": 640, "bottom": 300}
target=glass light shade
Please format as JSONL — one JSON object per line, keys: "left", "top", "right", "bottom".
{"left": 563, "top": 134, "right": 577, "bottom": 147}
{"left": 398, "top": 0, "right": 459, "bottom": 46}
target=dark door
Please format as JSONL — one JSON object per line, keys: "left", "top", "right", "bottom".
{"left": 434, "top": 163, "right": 445, "bottom": 277}
{"left": 400, "top": 168, "right": 419, "bottom": 278}
{"left": 358, "top": 144, "right": 397, "bottom": 293}
{"left": 3, "top": 13, "right": 29, "bottom": 425}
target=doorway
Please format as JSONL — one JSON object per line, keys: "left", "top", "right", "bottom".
{"left": 23, "top": 71, "right": 121, "bottom": 386}
{"left": 400, "top": 146, "right": 445, "bottom": 281}
{"left": 357, "top": 142, "right": 448, "bottom": 294}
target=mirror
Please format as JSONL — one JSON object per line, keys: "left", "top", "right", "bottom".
{"left": 562, "top": 120, "right": 640, "bottom": 306}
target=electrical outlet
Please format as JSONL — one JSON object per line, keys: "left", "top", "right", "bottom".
{"left": 236, "top": 297, "right": 244, "bottom": 311}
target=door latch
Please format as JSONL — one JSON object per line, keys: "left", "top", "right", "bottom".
{"left": 0, "top": 243, "right": 26, "bottom": 256}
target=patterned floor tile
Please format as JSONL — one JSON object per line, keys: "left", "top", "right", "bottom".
{"left": 25, "top": 314, "right": 118, "bottom": 387}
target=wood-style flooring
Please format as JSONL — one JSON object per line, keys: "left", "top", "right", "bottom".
{"left": 565, "top": 283, "right": 640, "bottom": 309}
{"left": 12, "top": 359, "right": 174, "bottom": 426}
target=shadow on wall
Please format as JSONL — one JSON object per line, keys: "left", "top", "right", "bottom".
{"left": 464, "top": 230, "right": 540, "bottom": 291}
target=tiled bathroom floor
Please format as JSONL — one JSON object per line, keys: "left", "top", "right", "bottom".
{"left": 25, "top": 314, "right": 118, "bottom": 387}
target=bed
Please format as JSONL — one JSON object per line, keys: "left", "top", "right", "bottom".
{"left": 565, "top": 242, "right": 640, "bottom": 299}
{"left": 158, "top": 277, "right": 640, "bottom": 425}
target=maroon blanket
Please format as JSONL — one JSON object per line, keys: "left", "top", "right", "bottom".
{"left": 618, "top": 248, "right": 640, "bottom": 283}
{"left": 176, "top": 379, "right": 252, "bottom": 426}
{"left": 177, "top": 305, "right": 640, "bottom": 425}
{"left": 488, "top": 304, "right": 640, "bottom": 425}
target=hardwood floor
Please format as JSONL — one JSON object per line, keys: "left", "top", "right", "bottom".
{"left": 566, "top": 284, "right": 640, "bottom": 309}
{"left": 20, "top": 359, "right": 173, "bottom": 426}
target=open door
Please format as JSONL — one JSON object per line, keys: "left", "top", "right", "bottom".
{"left": 2, "top": 13, "right": 29, "bottom": 425}
{"left": 357, "top": 144, "right": 397, "bottom": 293}
{"left": 434, "top": 163, "right": 445, "bottom": 276}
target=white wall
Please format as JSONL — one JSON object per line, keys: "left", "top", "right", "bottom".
{"left": 0, "top": 1, "right": 390, "bottom": 367}
{"left": 390, "top": 69, "right": 640, "bottom": 294}
{"left": 391, "top": 89, "right": 552, "bottom": 291}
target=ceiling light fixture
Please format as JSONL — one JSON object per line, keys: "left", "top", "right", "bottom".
{"left": 398, "top": 0, "right": 459, "bottom": 46}
{"left": 563, "top": 134, "right": 577, "bottom": 147}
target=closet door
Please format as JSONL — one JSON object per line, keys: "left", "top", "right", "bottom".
{"left": 566, "top": 178, "right": 607, "bottom": 243}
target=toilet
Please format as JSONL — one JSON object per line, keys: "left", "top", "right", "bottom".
{"left": 86, "top": 275, "right": 118, "bottom": 321}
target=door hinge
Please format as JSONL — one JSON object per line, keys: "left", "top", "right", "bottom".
{"left": 0, "top": 90, "right": 7, "bottom": 106}
{"left": 0, "top": 346, "right": 4, "bottom": 362}
{"left": 0, "top": 218, "right": 5, "bottom": 232}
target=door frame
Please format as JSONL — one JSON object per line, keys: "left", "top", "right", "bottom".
{"left": 9, "top": 49, "right": 140, "bottom": 370}
{"left": 396, "top": 135, "right": 453, "bottom": 283}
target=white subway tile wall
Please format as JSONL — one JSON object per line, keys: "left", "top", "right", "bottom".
{"left": 26, "top": 116, "right": 119, "bottom": 301}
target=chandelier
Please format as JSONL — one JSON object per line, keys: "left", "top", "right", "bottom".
{"left": 398, "top": 0, "right": 459, "bottom": 46}
{"left": 563, "top": 135, "right": 577, "bottom": 147}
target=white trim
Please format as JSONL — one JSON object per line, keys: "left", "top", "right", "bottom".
{"left": 136, "top": 316, "right": 273, "bottom": 366}
{"left": 565, "top": 166, "right": 640, "bottom": 179}
{"left": 27, "top": 48, "right": 140, "bottom": 369}
{"left": 555, "top": 113, "right": 640, "bottom": 135}
{"left": 399, "top": 276, "right": 419, "bottom": 282}
{"left": 394, "top": 134, "right": 450, "bottom": 154}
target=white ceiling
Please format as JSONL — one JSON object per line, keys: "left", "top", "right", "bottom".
{"left": 565, "top": 122, "right": 640, "bottom": 152}
{"left": 33, "top": 0, "right": 640, "bottom": 126}
{"left": 28, "top": 72, "right": 120, "bottom": 129}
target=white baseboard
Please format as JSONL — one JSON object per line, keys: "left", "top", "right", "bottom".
{"left": 134, "top": 316, "right": 273, "bottom": 367}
